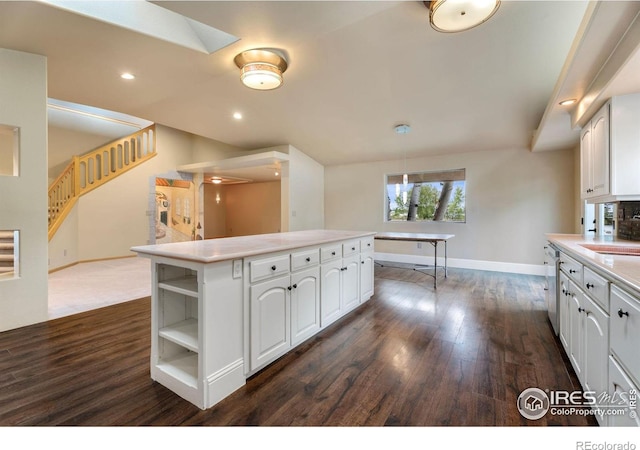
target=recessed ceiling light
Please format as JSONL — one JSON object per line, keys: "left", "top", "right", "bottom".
{"left": 211, "top": 177, "right": 222, "bottom": 184}
{"left": 121, "top": 73, "right": 135, "bottom": 80}
{"left": 394, "top": 124, "right": 411, "bottom": 135}
{"left": 233, "top": 112, "right": 242, "bottom": 120}
{"left": 559, "top": 98, "right": 576, "bottom": 106}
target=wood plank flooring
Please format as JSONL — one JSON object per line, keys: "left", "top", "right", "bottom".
{"left": 0, "top": 266, "right": 596, "bottom": 426}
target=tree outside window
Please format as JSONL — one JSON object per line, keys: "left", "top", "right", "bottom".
{"left": 385, "top": 169, "right": 466, "bottom": 222}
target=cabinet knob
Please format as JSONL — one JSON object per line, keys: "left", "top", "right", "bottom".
{"left": 271, "top": 265, "right": 277, "bottom": 271}
{"left": 332, "top": 251, "right": 336, "bottom": 256}
{"left": 569, "top": 269, "right": 576, "bottom": 274}
{"left": 287, "top": 285, "right": 292, "bottom": 291}
{"left": 618, "top": 309, "right": 629, "bottom": 318}
{"left": 586, "top": 283, "right": 594, "bottom": 289}
{"left": 361, "top": 260, "right": 365, "bottom": 264}
{"left": 351, "top": 247, "right": 355, "bottom": 251}
{"left": 367, "top": 243, "right": 371, "bottom": 247}
{"left": 341, "top": 267, "right": 347, "bottom": 271}
{"left": 306, "top": 257, "right": 311, "bottom": 262}
{"left": 293, "top": 283, "right": 297, "bottom": 289}
{"left": 578, "top": 307, "right": 585, "bottom": 313}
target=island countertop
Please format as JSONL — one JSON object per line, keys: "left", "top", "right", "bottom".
{"left": 131, "top": 229, "right": 376, "bottom": 263}
{"left": 546, "top": 233, "right": 640, "bottom": 295}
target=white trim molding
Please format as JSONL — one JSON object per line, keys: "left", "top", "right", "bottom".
{"left": 374, "top": 252, "right": 545, "bottom": 277}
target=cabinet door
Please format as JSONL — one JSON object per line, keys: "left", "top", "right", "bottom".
{"left": 321, "top": 259, "right": 342, "bottom": 327}
{"left": 608, "top": 357, "right": 640, "bottom": 427}
{"left": 559, "top": 271, "right": 570, "bottom": 352}
{"left": 568, "top": 281, "right": 584, "bottom": 381}
{"left": 250, "top": 275, "right": 290, "bottom": 371}
{"left": 590, "top": 103, "right": 610, "bottom": 197}
{"left": 342, "top": 254, "right": 360, "bottom": 313}
{"left": 360, "top": 252, "right": 374, "bottom": 302}
{"left": 583, "top": 296, "right": 609, "bottom": 425}
{"left": 580, "top": 124, "right": 593, "bottom": 199}
{"left": 291, "top": 267, "right": 320, "bottom": 346}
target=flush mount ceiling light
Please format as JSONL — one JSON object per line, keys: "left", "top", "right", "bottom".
{"left": 559, "top": 99, "right": 577, "bottom": 106}
{"left": 425, "top": 0, "right": 501, "bottom": 33}
{"left": 234, "top": 49, "right": 288, "bottom": 91}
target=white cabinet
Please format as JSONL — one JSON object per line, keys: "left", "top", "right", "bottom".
{"left": 610, "top": 285, "right": 640, "bottom": 389}
{"left": 582, "top": 294, "right": 609, "bottom": 426}
{"left": 154, "top": 263, "right": 200, "bottom": 390}
{"left": 320, "top": 258, "right": 343, "bottom": 327}
{"left": 290, "top": 266, "right": 320, "bottom": 346}
{"left": 580, "top": 93, "right": 640, "bottom": 202}
{"left": 608, "top": 356, "right": 640, "bottom": 427}
{"left": 320, "top": 242, "right": 364, "bottom": 327}
{"left": 137, "top": 230, "right": 377, "bottom": 409}
{"left": 250, "top": 274, "right": 290, "bottom": 370}
{"left": 567, "top": 280, "right": 584, "bottom": 380}
{"left": 342, "top": 254, "right": 360, "bottom": 313}
{"left": 149, "top": 258, "right": 245, "bottom": 410}
{"left": 360, "top": 251, "right": 374, "bottom": 302}
{"left": 581, "top": 102, "right": 609, "bottom": 199}
{"left": 559, "top": 258, "right": 610, "bottom": 426}
{"left": 559, "top": 270, "right": 570, "bottom": 352}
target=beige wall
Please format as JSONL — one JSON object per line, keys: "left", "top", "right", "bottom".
{"left": 203, "top": 183, "right": 227, "bottom": 238}
{"left": 47, "top": 125, "right": 112, "bottom": 182}
{"left": 325, "top": 146, "right": 576, "bottom": 272}
{"left": 0, "top": 49, "right": 48, "bottom": 332}
{"left": 223, "top": 181, "right": 281, "bottom": 237}
{"left": 49, "top": 125, "right": 244, "bottom": 268}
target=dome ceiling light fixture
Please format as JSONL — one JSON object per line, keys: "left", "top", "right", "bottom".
{"left": 233, "top": 49, "right": 288, "bottom": 91}
{"left": 425, "top": 0, "right": 501, "bottom": 33}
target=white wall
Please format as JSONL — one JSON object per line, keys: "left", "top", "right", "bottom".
{"left": 0, "top": 49, "right": 48, "bottom": 332}
{"left": 286, "top": 145, "right": 325, "bottom": 231}
{"left": 325, "top": 147, "right": 576, "bottom": 274}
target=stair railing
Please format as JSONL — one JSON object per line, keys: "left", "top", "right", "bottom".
{"left": 48, "top": 125, "right": 156, "bottom": 240}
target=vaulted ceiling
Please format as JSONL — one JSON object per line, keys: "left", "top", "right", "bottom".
{"left": 1, "top": 1, "right": 640, "bottom": 167}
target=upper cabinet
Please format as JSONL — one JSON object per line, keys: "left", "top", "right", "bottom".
{"left": 580, "top": 93, "right": 640, "bottom": 203}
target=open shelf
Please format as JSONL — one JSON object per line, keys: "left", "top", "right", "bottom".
{"left": 157, "top": 353, "right": 198, "bottom": 389}
{"left": 159, "top": 319, "right": 198, "bottom": 352}
{"left": 158, "top": 276, "right": 198, "bottom": 297}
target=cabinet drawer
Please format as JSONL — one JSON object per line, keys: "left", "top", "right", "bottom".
{"left": 360, "top": 236, "right": 374, "bottom": 253}
{"left": 559, "top": 252, "right": 582, "bottom": 284}
{"left": 321, "top": 244, "right": 342, "bottom": 262}
{"left": 343, "top": 240, "right": 360, "bottom": 257}
{"left": 291, "top": 248, "right": 319, "bottom": 271}
{"left": 610, "top": 285, "right": 640, "bottom": 387}
{"left": 583, "top": 267, "right": 610, "bottom": 312}
{"left": 250, "top": 254, "right": 290, "bottom": 283}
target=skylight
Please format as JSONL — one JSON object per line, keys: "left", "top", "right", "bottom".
{"left": 40, "top": 0, "right": 239, "bottom": 54}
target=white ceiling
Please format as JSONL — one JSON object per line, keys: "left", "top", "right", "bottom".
{"left": 2, "top": 1, "right": 640, "bottom": 167}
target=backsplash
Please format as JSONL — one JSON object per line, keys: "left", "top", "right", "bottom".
{"left": 617, "top": 201, "right": 640, "bottom": 241}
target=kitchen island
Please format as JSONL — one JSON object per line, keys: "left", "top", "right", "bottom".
{"left": 546, "top": 233, "right": 640, "bottom": 426}
{"left": 131, "top": 229, "right": 376, "bottom": 409}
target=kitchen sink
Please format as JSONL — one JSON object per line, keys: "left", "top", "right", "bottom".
{"left": 579, "top": 243, "right": 640, "bottom": 256}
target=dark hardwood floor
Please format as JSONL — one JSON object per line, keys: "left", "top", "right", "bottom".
{"left": 0, "top": 266, "right": 597, "bottom": 426}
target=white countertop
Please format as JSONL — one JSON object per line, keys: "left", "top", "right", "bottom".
{"left": 546, "top": 233, "right": 640, "bottom": 295}
{"left": 131, "top": 229, "right": 376, "bottom": 263}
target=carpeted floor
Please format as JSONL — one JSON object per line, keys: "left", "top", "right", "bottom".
{"left": 48, "top": 257, "right": 151, "bottom": 319}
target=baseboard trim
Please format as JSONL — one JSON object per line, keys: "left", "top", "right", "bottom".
{"left": 374, "top": 252, "right": 545, "bottom": 276}
{"left": 48, "top": 255, "right": 137, "bottom": 274}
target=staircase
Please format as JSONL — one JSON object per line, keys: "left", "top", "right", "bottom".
{"left": 48, "top": 125, "right": 156, "bottom": 241}
{"left": 0, "top": 230, "right": 16, "bottom": 277}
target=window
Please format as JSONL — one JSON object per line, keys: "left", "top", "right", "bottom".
{"left": 0, "top": 230, "right": 19, "bottom": 280}
{"left": 385, "top": 169, "right": 466, "bottom": 222}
